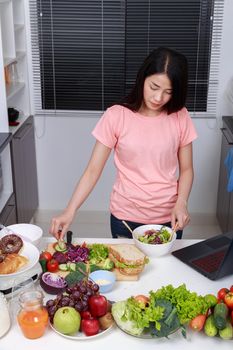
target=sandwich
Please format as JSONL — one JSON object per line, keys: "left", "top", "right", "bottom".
{"left": 108, "top": 244, "right": 148, "bottom": 275}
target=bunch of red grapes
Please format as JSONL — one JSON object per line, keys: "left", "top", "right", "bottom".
{"left": 46, "top": 280, "right": 99, "bottom": 323}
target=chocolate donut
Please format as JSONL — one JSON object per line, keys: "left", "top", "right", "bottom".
{"left": 0, "top": 254, "right": 6, "bottom": 263}
{"left": 0, "top": 234, "right": 23, "bottom": 254}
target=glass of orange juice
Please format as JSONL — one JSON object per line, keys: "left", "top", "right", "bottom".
{"left": 17, "top": 290, "right": 48, "bottom": 339}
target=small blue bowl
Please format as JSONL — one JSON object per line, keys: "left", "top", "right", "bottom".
{"left": 89, "top": 270, "right": 116, "bottom": 293}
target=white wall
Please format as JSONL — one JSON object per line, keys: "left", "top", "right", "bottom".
{"left": 34, "top": 0, "right": 233, "bottom": 216}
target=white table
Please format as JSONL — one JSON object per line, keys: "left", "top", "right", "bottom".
{"left": 1, "top": 238, "right": 232, "bottom": 350}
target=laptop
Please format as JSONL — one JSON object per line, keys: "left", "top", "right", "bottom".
{"left": 172, "top": 231, "right": 233, "bottom": 280}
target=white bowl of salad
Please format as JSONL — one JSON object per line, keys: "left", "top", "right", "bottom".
{"left": 132, "top": 225, "right": 176, "bottom": 257}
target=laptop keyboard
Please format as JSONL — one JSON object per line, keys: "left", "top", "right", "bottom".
{"left": 191, "top": 250, "right": 227, "bottom": 273}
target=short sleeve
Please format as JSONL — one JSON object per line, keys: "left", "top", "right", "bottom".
{"left": 178, "top": 107, "right": 198, "bottom": 147}
{"left": 92, "top": 105, "right": 121, "bottom": 149}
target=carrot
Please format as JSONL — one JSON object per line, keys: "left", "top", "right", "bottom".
{"left": 189, "top": 314, "right": 207, "bottom": 331}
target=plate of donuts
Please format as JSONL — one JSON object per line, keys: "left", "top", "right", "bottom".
{"left": 0, "top": 234, "right": 40, "bottom": 277}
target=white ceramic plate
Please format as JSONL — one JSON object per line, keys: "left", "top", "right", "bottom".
{"left": 0, "top": 241, "right": 40, "bottom": 278}
{"left": 6, "top": 224, "right": 43, "bottom": 247}
{"left": 50, "top": 323, "right": 113, "bottom": 340}
{"left": 114, "top": 321, "right": 180, "bottom": 339}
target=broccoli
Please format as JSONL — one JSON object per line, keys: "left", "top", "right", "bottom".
{"left": 98, "top": 258, "right": 115, "bottom": 270}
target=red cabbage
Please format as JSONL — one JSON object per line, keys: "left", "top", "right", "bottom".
{"left": 40, "top": 272, "right": 67, "bottom": 294}
{"left": 66, "top": 245, "right": 89, "bottom": 262}
{"left": 52, "top": 251, "right": 67, "bottom": 264}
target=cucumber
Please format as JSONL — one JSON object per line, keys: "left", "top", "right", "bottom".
{"left": 219, "top": 321, "right": 233, "bottom": 340}
{"left": 54, "top": 240, "right": 67, "bottom": 252}
{"left": 69, "top": 263, "right": 76, "bottom": 272}
{"left": 204, "top": 314, "right": 218, "bottom": 337}
{"left": 213, "top": 302, "right": 228, "bottom": 330}
{"left": 59, "top": 263, "right": 69, "bottom": 271}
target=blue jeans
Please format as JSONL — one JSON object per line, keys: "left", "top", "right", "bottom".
{"left": 110, "top": 214, "right": 183, "bottom": 239}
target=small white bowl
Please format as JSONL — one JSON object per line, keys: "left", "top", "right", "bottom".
{"left": 132, "top": 224, "right": 176, "bottom": 257}
{"left": 6, "top": 224, "right": 43, "bottom": 247}
{"left": 89, "top": 270, "right": 116, "bottom": 293}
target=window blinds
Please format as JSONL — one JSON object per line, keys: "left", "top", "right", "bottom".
{"left": 29, "top": 0, "right": 224, "bottom": 117}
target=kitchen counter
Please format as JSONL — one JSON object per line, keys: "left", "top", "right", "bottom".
{"left": 1, "top": 238, "right": 232, "bottom": 350}
{"left": 9, "top": 114, "right": 30, "bottom": 135}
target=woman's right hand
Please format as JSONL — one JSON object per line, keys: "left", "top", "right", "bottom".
{"left": 49, "top": 209, "right": 75, "bottom": 240}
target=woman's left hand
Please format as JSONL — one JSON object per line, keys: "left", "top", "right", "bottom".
{"left": 171, "top": 198, "right": 190, "bottom": 230}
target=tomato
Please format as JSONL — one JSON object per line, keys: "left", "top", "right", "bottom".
{"left": 39, "top": 251, "right": 52, "bottom": 261}
{"left": 81, "top": 318, "right": 100, "bottom": 336}
{"left": 224, "top": 292, "right": 233, "bottom": 309}
{"left": 231, "top": 310, "right": 233, "bottom": 326}
{"left": 230, "top": 285, "right": 233, "bottom": 293}
{"left": 217, "top": 288, "right": 230, "bottom": 301}
{"left": 88, "top": 295, "right": 108, "bottom": 318}
{"left": 189, "top": 314, "right": 207, "bottom": 331}
{"left": 46, "top": 259, "right": 59, "bottom": 272}
{"left": 134, "top": 295, "right": 149, "bottom": 306}
{"left": 204, "top": 294, "right": 218, "bottom": 308}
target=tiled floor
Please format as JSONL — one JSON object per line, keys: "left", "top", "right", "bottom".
{"left": 33, "top": 210, "right": 222, "bottom": 240}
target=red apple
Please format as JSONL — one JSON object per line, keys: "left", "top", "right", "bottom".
{"left": 80, "top": 310, "right": 92, "bottom": 320}
{"left": 88, "top": 295, "right": 108, "bottom": 317}
{"left": 81, "top": 318, "right": 100, "bottom": 336}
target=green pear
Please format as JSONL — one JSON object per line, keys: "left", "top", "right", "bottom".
{"left": 53, "top": 307, "right": 81, "bottom": 335}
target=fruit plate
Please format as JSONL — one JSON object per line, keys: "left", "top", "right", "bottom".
{"left": 50, "top": 323, "right": 113, "bottom": 340}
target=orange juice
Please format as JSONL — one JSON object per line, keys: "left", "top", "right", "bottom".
{"left": 18, "top": 307, "right": 48, "bottom": 339}
{"left": 17, "top": 290, "right": 48, "bottom": 339}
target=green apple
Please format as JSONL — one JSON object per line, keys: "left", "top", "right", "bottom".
{"left": 53, "top": 307, "right": 81, "bottom": 335}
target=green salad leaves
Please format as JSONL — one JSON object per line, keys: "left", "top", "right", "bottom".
{"left": 112, "top": 295, "right": 182, "bottom": 338}
{"left": 88, "top": 244, "right": 114, "bottom": 270}
{"left": 112, "top": 284, "right": 212, "bottom": 338}
{"left": 150, "top": 284, "right": 211, "bottom": 325}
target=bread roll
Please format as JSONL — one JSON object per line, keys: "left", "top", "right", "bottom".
{"left": 0, "top": 253, "right": 28, "bottom": 274}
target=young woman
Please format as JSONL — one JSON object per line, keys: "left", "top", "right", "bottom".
{"left": 49, "top": 47, "right": 197, "bottom": 240}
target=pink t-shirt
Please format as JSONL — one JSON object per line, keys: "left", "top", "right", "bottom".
{"left": 92, "top": 105, "right": 197, "bottom": 224}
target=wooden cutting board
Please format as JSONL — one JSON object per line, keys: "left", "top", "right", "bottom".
{"left": 45, "top": 243, "right": 139, "bottom": 281}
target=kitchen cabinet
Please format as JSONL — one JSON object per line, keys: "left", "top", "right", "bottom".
{"left": 0, "top": 0, "right": 32, "bottom": 131}
{"left": 0, "top": 1, "right": 38, "bottom": 224}
{"left": 11, "top": 115, "right": 39, "bottom": 223}
{"left": 216, "top": 116, "right": 233, "bottom": 232}
{"left": 0, "top": 193, "right": 16, "bottom": 225}
{"left": 0, "top": 132, "right": 16, "bottom": 225}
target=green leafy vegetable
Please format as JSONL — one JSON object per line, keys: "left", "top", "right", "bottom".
{"left": 97, "top": 258, "right": 115, "bottom": 270}
{"left": 112, "top": 296, "right": 183, "bottom": 338}
{"left": 111, "top": 300, "right": 145, "bottom": 336}
{"left": 138, "top": 226, "right": 171, "bottom": 244}
{"left": 88, "top": 244, "right": 109, "bottom": 264}
{"left": 149, "top": 284, "right": 210, "bottom": 325}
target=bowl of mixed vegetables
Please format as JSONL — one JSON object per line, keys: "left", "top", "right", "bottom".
{"left": 132, "top": 225, "right": 176, "bottom": 257}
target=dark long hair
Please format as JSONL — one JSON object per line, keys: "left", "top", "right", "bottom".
{"left": 121, "top": 47, "right": 188, "bottom": 114}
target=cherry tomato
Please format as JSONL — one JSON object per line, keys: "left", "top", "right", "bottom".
{"left": 217, "top": 288, "right": 230, "bottom": 301}
{"left": 40, "top": 251, "right": 52, "bottom": 261}
{"left": 230, "top": 285, "right": 233, "bottom": 293}
{"left": 134, "top": 295, "right": 149, "bottom": 305}
{"left": 224, "top": 292, "right": 233, "bottom": 309}
{"left": 46, "top": 258, "right": 59, "bottom": 272}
